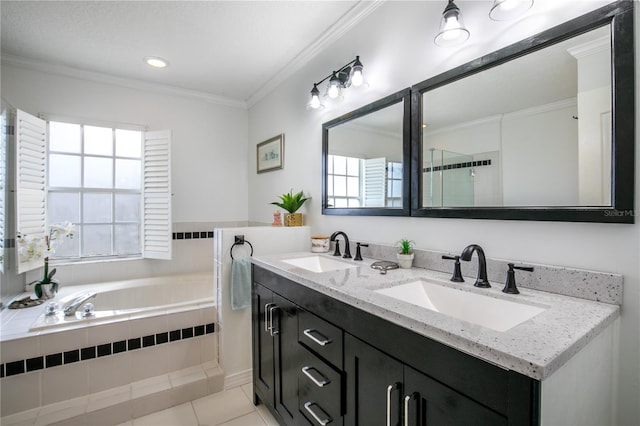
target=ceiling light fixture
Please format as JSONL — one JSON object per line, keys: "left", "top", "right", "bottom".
{"left": 489, "top": 0, "right": 534, "bottom": 21}
{"left": 307, "top": 56, "right": 365, "bottom": 110}
{"left": 434, "top": 0, "right": 470, "bottom": 47}
{"left": 144, "top": 56, "right": 168, "bottom": 68}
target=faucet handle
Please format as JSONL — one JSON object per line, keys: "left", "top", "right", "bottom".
{"left": 354, "top": 243, "right": 369, "bottom": 261}
{"left": 503, "top": 263, "right": 534, "bottom": 294}
{"left": 442, "top": 255, "right": 464, "bottom": 282}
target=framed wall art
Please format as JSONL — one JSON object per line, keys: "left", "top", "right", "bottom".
{"left": 257, "top": 134, "right": 284, "bottom": 173}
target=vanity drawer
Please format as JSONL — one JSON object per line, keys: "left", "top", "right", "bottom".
{"left": 298, "top": 310, "right": 343, "bottom": 368}
{"left": 299, "top": 349, "right": 343, "bottom": 426}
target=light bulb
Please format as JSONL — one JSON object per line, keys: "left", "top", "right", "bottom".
{"left": 309, "top": 93, "right": 321, "bottom": 109}
{"left": 351, "top": 70, "right": 363, "bottom": 87}
{"left": 489, "top": 0, "right": 533, "bottom": 21}
{"left": 442, "top": 16, "right": 463, "bottom": 41}
{"left": 434, "top": 0, "right": 470, "bottom": 47}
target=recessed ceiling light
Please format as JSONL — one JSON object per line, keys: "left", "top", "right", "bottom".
{"left": 144, "top": 56, "right": 168, "bottom": 68}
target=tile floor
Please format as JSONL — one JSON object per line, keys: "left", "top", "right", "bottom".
{"left": 115, "top": 384, "right": 278, "bottom": 426}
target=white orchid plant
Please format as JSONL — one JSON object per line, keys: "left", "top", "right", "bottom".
{"left": 17, "top": 222, "right": 75, "bottom": 291}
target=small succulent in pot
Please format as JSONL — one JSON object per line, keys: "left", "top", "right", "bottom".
{"left": 396, "top": 239, "right": 415, "bottom": 268}
{"left": 396, "top": 239, "right": 415, "bottom": 255}
{"left": 270, "top": 189, "right": 310, "bottom": 213}
{"left": 270, "top": 190, "right": 310, "bottom": 226}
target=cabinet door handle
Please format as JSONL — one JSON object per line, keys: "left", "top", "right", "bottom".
{"left": 264, "top": 303, "right": 275, "bottom": 333}
{"left": 268, "top": 305, "right": 279, "bottom": 336}
{"left": 403, "top": 394, "right": 411, "bottom": 426}
{"left": 303, "top": 401, "right": 332, "bottom": 426}
{"left": 302, "top": 366, "right": 330, "bottom": 387}
{"left": 303, "top": 328, "right": 332, "bottom": 346}
{"left": 387, "top": 383, "right": 399, "bottom": 426}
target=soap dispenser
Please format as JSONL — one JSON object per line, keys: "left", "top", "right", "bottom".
{"left": 503, "top": 263, "right": 534, "bottom": 294}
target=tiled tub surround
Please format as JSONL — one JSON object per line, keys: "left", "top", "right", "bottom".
{"left": 251, "top": 249, "right": 620, "bottom": 381}
{"left": 0, "top": 274, "right": 220, "bottom": 421}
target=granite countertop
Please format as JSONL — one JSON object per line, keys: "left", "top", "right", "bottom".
{"left": 252, "top": 252, "right": 619, "bottom": 381}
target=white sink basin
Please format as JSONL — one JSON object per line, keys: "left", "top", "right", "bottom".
{"left": 281, "top": 256, "right": 358, "bottom": 273}
{"left": 375, "top": 279, "right": 546, "bottom": 332}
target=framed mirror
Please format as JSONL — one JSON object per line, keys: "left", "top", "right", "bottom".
{"left": 411, "top": 1, "right": 634, "bottom": 223}
{"left": 322, "top": 88, "right": 411, "bottom": 216}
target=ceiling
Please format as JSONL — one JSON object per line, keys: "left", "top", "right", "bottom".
{"left": 1, "top": 1, "right": 379, "bottom": 107}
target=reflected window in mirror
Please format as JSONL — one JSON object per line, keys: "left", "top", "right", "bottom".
{"left": 323, "top": 88, "right": 411, "bottom": 216}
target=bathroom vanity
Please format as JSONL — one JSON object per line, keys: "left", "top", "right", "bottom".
{"left": 251, "top": 253, "right": 619, "bottom": 426}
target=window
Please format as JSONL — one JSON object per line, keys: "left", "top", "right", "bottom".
{"left": 47, "top": 122, "right": 143, "bottom": 259}
{"left": 327, "top": 154, "right": 361, "bottom": 208}
{"left": 15, "top": 110, "right": 171, "bottom": 273}
{"left": 386, "top": 161, "right": 403, "bottom": 207}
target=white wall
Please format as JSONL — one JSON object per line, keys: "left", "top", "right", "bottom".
{"left": 247, "top": 1, "right": 639, "bottom": 424}
{"left": 0, "top": 65, "right": 249, "bottom": 223}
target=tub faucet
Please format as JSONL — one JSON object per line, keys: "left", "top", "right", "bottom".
{"left": 330, "top": 231, "right": 352, "bottom": 259}
{"left": 63, "top": 292, "right": 97, "bottom": 317}
{"left": 460, "top": 244, "right": 491, "bottom": 288}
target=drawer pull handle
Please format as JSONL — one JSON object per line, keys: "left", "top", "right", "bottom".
{"left": 387, "top": 383, "right": 399, "bottom": 426}
{"left": 268, "top": 305, "right": 279, "bottom": 336}
{"left": 403, "top": 394, "right": 411, "bottom": 426}
{"left": 302, "top": 366, "right": 330, "bottom": 387}
{"left": 303, "top": 328, "right": 332, "bottom": 346}
{"left": 264, "top": 303, "right": 275, "bottom": 333}
{"left": 304, "top": 401, "right": 332, "bottom": 426}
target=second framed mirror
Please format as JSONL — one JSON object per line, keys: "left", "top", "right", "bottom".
{"left": 322, "top": 88, "right": 411, "bottom": 216}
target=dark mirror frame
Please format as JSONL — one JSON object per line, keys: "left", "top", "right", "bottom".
{"left": 411, "top": 0, "right": 635, "bottom": 223}
{"left": 322, "top": 88, "right": 412, "bottom": 216}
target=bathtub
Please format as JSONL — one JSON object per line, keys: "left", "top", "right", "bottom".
{"left": 28, "top": 273, "right": 215, "bottom": 331}
{"left": 0, "top": 273, "right": 219, "bottom": 418}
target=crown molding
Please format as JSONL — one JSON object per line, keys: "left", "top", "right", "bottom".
{"left": 246, "top": 0, "right": 385, "bottom": 108}
{"left": 1, "top": 54, "right": 248, "bottom": 109}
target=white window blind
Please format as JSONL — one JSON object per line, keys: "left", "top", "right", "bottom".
{"left": 143, "top": 130, "right": 172, "bottom": 260}
{"left": 363, "top": 157, "right": 386, "bottom": 207}
{"left": 16, "top": 109, "right": 47, "bottom": 273}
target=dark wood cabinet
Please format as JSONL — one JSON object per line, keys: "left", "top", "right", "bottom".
{"left": 252, "top": 265, "right": 539, "bottom": 426}
{"left": 252, "top": 283, "right": 302, "bottom": 425}
{"left": 404, "top": 365, "right": 506, "bottom": 426}
{"left": 345, "top": 333, "right": 403, "bottom": 426}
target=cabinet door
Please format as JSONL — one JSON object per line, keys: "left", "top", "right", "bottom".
{"left": 253, "top": 284, "right": 275, "bottom": 408}
{"left": 345, "top": 334, "right": 404, "bottom": 426}
{"left": 273, "top": 293, "right": 302, "bottom": 425}
{"left": 404, "top": 366, "right": 507, "bottom": 426}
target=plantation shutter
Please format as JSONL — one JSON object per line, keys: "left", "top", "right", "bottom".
{"left": 363, "top": 157, "right": 386, "bottom": 207}
{"left": 16, "top": 109, "right": 47, "bottom": 273}
{"left": 143, "top": 130, "right": 172, "bottom": 260}
{"left": 0, "top": 108, "right": 8, "bottom": 273}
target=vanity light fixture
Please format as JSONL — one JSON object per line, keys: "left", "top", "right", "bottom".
{"left": 434, "top": 0, "right": 470, "bottom": 47}
{"left": 144, "top": 56, "right": 168, "bottom": 68}
{"left": 307, "top": 56, "right": 365, "bottom": 110}
{"left": 489, "top": 0, "right": 534, "bottom": 21}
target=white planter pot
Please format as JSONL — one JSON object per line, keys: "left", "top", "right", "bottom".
{"left": 397, "top": 253, "right": 414, "bottom": 269}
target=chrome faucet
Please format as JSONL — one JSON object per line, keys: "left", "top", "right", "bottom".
{"left": 330, "top": 231, "right": 352, "bottom": 259}
{"left": 63, "top": 292, "right": 97, "bottom": 316}
{"left": 460, "top": 244, "right": 491, "bottom": 288}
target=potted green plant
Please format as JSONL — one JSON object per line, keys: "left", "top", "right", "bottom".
{"left": 396, "top": 238, "right": 415, "bottom": 268}
{"left": 270, "top": 190, "right": 310, "bottom": 226}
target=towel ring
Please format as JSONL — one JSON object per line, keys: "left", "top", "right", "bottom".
{"left": 230, "top": 240, "right": 253, "bottom": 260}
